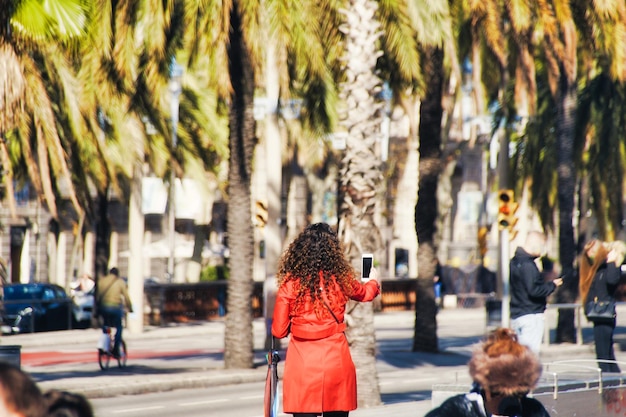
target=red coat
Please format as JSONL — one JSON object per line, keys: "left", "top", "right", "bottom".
{"left": 272, "top": 276, "right": 380, "bottom": 413}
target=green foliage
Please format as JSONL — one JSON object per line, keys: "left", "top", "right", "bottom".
{"left": 200, "top": 265, "right": 229, "bottom": 282}
{"left": 577, "top": 74, "right": 626, "bottom": 240}
{"left": 512, "top": 64, "right": 558, "bottom": 231}
{"left": 12, "top": 0, "right": 89, "bottom": 41}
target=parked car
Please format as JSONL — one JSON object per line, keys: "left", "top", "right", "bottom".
{"left": 0, "top": 303, "right": 8, "bottom": 334}
{"left": 1, "top": 283, "right": 79, "bottom": 334}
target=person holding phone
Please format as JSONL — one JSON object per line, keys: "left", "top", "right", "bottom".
{"left": 509, "top": 231, "right": 563, "bottom": 354}
{"left": 272, "top": 223, "right": 380, "bottom": 417}
{"left": 579, "top": 239, "right": 625, "bottom": 373}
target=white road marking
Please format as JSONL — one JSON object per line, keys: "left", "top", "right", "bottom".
{"left": 112, "top": 406, "right": 165, "bottom": 413}
{"left": 179, "top": 399, "right": 228, "bottom": 406}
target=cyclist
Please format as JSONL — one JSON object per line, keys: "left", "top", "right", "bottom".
{"left": 97, "top": 267, "right": 133, "bottom": 357}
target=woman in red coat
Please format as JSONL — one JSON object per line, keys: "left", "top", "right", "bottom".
{"left": 272, "top": 223, "right": 380, "bottom": 417}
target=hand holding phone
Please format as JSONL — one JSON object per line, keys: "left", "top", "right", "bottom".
{"left": 361, "top": 254, "right": 373, "bottom": 281}
{"left": 368, "top": 267, "right": 379, "bottom": 282}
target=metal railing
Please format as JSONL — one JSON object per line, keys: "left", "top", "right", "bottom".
{"left": 544, "top": 303, "right": 584, "bottom": 346}
{"left": 543, "top": 359, "right": 626, "bottom": 398}
{"left": 141, "top": 280, "right": 500, "bottom": 325}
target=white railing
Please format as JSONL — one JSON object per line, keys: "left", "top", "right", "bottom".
{"left": 543, "top": 359, "right": 626, "bottom": 398}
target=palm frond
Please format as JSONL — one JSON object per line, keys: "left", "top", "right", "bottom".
{"left": 10, "top": 0, "right": 89, "bottom": 57}
{"left": 379, "top": 0, "right": 423, "bottom": 90}
{"left": 0, "top": 44, "right": 25, "bottom": 132}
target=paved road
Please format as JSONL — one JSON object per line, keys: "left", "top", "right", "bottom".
{"left": 6, "top": 306, "right": 626, "bottom": 416}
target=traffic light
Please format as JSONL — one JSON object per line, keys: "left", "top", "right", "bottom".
{"left": 497, "top": 189, "right": 518, "bottom": 232}
{"left": 477, "top": 226, "right": 488, "bottom": 257}
{"left": 255, "top": 200, "right": 268, "bottom": 228}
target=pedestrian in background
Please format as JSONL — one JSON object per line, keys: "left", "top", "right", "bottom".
{"left": 579, "top": 239, "right": 625, "bottom": 373}
{"left": 510, "top": 231, "right": 563, "bottom": 354}
{"left": 71, "top": 273, "right": 94, "bottom": 295}
{"left": 0, "top": 362, "right": 46, "bottom": 417}
{"left": 425, "top": 327, "right": 550, "bottom": 417}
{"left": 432, "top": 257, "right": 445, "bottom": 309}
{"left": 97, "top": 267, "right": 133, "bottom": 357}
{"left": 272, "top": 223, "right": 381, "bottom": 417}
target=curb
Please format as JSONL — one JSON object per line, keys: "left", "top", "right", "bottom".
{"left": 37, "top": 368, "right": 268, "bottom": 399}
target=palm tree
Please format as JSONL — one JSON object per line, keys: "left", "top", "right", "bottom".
{"left": 194, "top": 0, "right": 404, "bottom": 369}
{"left": 413, "top": 46, "right": 445, "bottom": 353}
{"left": 237, "top": 0, "right": 422, "bottom": 402}
{"left": 517, "top": 0, "right": 626, "bottom": 342}
{"left": 577, "top": 76, "right": 626, "bottom": 241}
{"left": 221, "top": 0, "right": 258, "bottom": 369}
{"left": 408, "top": 0, "right": 454, "bottom": 353}
{"left": 334, "top": 0, "right": 426, "bottom": 405}
{"left": 335, "top": 0, "right": 387, "bottom": 404}
{"left": 214, "top": 0, "right": 339, "bottom": 369}
{"left": 549, "top": 9, "right": 579, "bottom": 344}
{"left": 75, "top": 0, "right": 228, "bottom": 274}
{"left": 2, "top": 0, "right": 229, "bottom": 286}
{"left": 1, "top": 0, "right": 88, "bottom": 222}
{"left": 568, "top": 2, "right": 626, "bottom": 244}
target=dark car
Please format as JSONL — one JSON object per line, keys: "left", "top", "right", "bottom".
{"left": 1, "top": 283, "right": 75, "bottom": 334}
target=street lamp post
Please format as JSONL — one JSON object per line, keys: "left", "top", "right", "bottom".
{"left": 168, "top": 59, "right": 183, "bottom": 282}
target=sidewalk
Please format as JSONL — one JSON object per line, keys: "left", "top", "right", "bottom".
{"left": 5, "top": 306, "right": 616, "bottom": 416}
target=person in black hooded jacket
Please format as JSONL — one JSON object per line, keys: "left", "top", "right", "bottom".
{"left": 509, "top": 231, "right": 563, "bottom": 354}
{"left": 425, "top": 328, "right": 550, "bottom": 417}
{"left": 579, "top": 239, "right": 623, "bottom": 373}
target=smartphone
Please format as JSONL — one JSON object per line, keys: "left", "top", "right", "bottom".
{"left": 361, "top": 254, "right": 373, "bottom": 281}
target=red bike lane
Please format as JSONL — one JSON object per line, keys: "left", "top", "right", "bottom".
{"left": 21, "top": 349, "right": 209, "bottom": 367}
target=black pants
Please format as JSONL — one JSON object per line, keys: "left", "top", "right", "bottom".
{"left": 593, "top": 320, "right": 621, "bottom": 373}
{"left": 293, "top": 412, "right": 348, "bottom": 417}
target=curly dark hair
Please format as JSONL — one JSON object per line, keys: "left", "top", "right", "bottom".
{"left": 277, "top": 223, "right": 356, "bottom": 316}
{"left": 44, "top": 389, "right": 94, "bottom": 417}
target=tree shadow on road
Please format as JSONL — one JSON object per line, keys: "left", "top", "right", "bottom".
{"left": 381, "top": 389, "right": 431, "bottom": 404}
{"left": 376, "top": 335, "right": 480, "bottom": 369}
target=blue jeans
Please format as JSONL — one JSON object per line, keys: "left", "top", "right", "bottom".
{"left": 100, "top": 306, "right": 124, "bottom": 355}
{"left": 434, "top": 283, "right": 442, "bottom": 299}
{"left": 510, "top": 313, "right": 544, "bottom": 354}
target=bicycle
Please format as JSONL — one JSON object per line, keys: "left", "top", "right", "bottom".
{"left": 97, "top": 325, "right": 127, "bottom": 370}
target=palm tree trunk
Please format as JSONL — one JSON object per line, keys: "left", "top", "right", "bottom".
{"left": 224, "top": 0, "right": 256, "bottom": 369}
{"left": 413, "top": 46, "right": 444, "bottom": 353}
{"left": 337, "top": 0, "right": 385, "bottom": 406}
{"left": 93, "top": 191, "right": 110, "bottom": 325}
{"left": 554, "top": 74, "right": 577, "bottom": 343}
